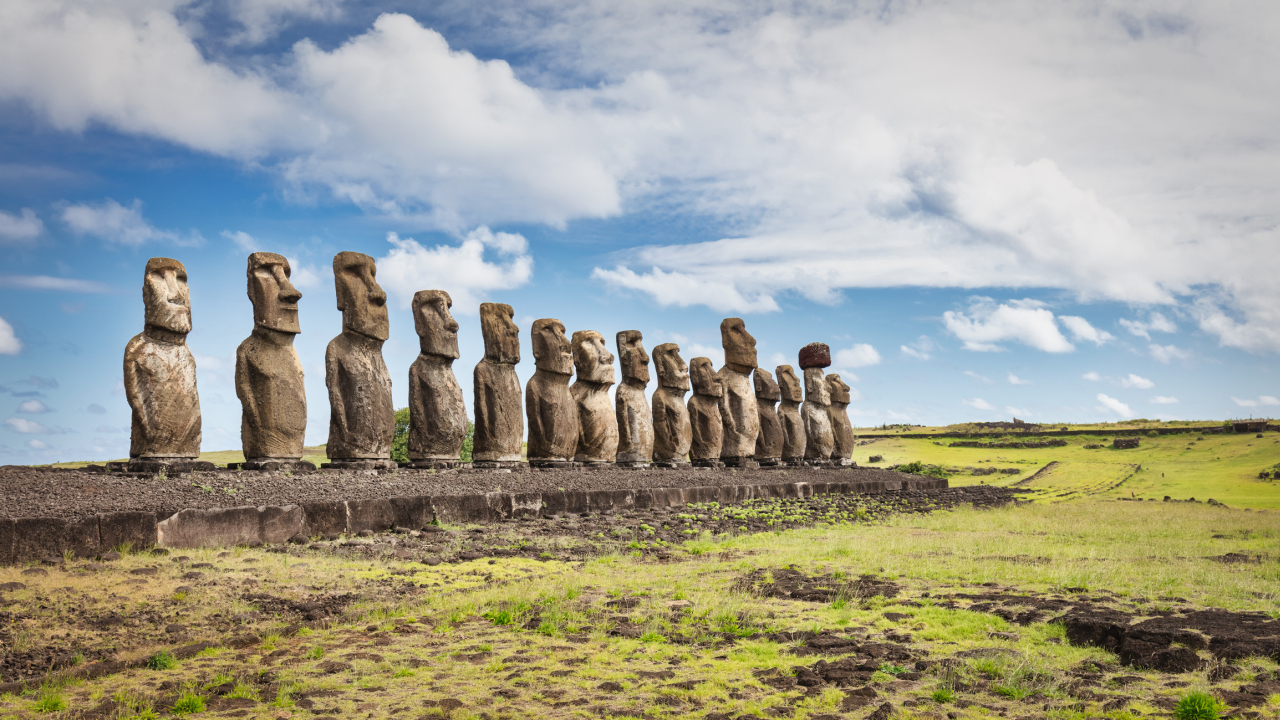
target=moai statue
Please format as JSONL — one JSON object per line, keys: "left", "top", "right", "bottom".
{"left": 571, "top": 330, "right": 618, "bottom": 465}
{"left": 776, "top": 365, "right": 806, "bottom": 466}
{"left": 324, "top": 252, "right": 395, "bottom": 470}
{"left": 687, "top": 357, "right": 724, "bottom": 467}
{"left": 753, "top": 368, "right": 783, "bottom": 466}
{"left": 473, "top": 303, "right": 524, "bottom": 468}
{"left": 525, "top": 318, "right": 578, "bottom": 468}
{"left": 615, "top": 330, "right": 654, "bottom": 468}
{"left": 718, "top": 318, "right": 761, "bottom": 469}
{"left": 407, "top": 290, "right": 468, "bottom": 469}
{"left": 124, "top": 257, "right": 211, "bottom": 471}
{"left": 235, "top": 252, "right": 311, "bottom": 471}
{"left": 651, "top": 343, "right": 692, "bottom": 468}
{"left": 799, "top": 342, "right": 834, "bottom": 466}
{"left": 827, "top": 373, "right": 855, "bottom": 466}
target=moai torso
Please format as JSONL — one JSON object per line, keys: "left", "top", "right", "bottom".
{"left": 472, "top": 303, "right": 523, "bottom": 462}
{"left": 776, "top": 365, "right": 806, "bottom": 461}
{"left": 718, "top": 318, "right": 760, "bottom": 460}
{"left": 753, "top": 368, "right": 783, "bottom": 462}
{"left": 326, "top": 252, "right": 394, "bottom": 460}
{"left": 525, "top": 319, "right": 577, "bottom": 462}
{"left": 408, "top": 290, "right": 467, "bottom": 461}
{"left": 799, "top": 343, "right": 834, "bottom": 461}
{"left": 571, "top": 330, "right": 618, "bottom": 463}
{"left": 827, "top": 374, "right": 855, "bottom": 464}
{"left": 125, "top": 257, "right": 201, "bottom": 459}
{"left": 615, "top": 331, "right": 653, "bottom": 464}
{"left": 687, "top": 357, "right": 724, "bottom": 461}
{"left": 236, "top": 252, "right": 305, "bottom": 460}
{"left": 651, "top": 343, "right": 692, "bottom": 463}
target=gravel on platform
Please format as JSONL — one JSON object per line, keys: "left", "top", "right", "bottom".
{"left": 0, "top": 465, "right": 936, "bottom": 521}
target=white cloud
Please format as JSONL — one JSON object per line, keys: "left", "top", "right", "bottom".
{"left": 900, "top": 336, "right": 934, "bottom": 360}
{"left": 286, "top": 258, "right": 323, "bottom": 290}
{"left": 1120, "top": 312, "right": 1177, "bottom": 340}
{"left": 1149, "top": 343, "right": 1189, "bottom": 364}
{"left": 1233, "top": 395, "right": 1280, "bottom": 408}
{"left": 964, "top": 370, "right": 994, "bottom": 385}
{"left": 0, "top": 275, "right": 114, "bottom": 293}
{"left": 1120, "top": 373, "right": 1154, "bottom": 389}
{"left": 223, "top": 230, "right": 259, "bottom": 253}
{"left": 1005, "top": 406, "right": 1029, "bottom": 417}
{"left": 766, "top": 352, "right": 789, "bottom": 369}
{"left": 17, "top": 399, "right": 50, "bottom": 413}
{"left": 4, "top": 417, "right": 63, "bottom": 434}
{"left": 1151, "top": 396, "right": 1179, "bottom": 404}
{"left": 27, "top": 439, "right": 49, "bottom": 450}
{"left": 592, "top": 266, "right": 780, "bottom": 313}
{"left": 0, "top": 208, "right": 42, "bottom": 242}
{"left": 228, "top": 0, "right": 343, "bottom": 46}
{"left": 0, "top": 317, "right": 19, "bottom": 355}
{"left": 1059, "top": 316, "right": 1114, "bottom": 346}
{"left": 1096, "top": 393, "right": 1133, "bottom": 418}
{"left": 1007, "top": 373, "right": 1031, "bottom": 386}
{"left": 685, "top": 343, "right": 724, "bottom": 368}
{"left": 1082, "top": 371, "right": 1101, "bottom": 381}
{"left": 376, "top": 228, "right": 533, "bottom": 313}
{"left": 835, "top": 343, "right": 881, "bottom": 369}
{"left": 943, "top": 298, "right": 1073, "bottom": 353}
{"left": 62, "top": 198, "right": 203, "bottom": 247}
{"left": 963, "top": 397, "right": 996, "bottom": 411}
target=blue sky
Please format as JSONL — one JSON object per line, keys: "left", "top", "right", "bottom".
{"left": 1, "top": 0, "right": 1278, "bottom": 463}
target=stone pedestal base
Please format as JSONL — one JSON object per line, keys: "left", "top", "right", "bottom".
{"left": 615, "top": 461, "right": 650, "bottom": 470}
{"left": 830, "top": 458, "right": 855, "bottom": 468}
{"left": 579, "top": 461, "right": 614, "bottom": 471}
{"left": 230, "top": 459, "right": 317, "bottom": 472}
{"left": 782, "top": 457, "right": 805, "bottom": 467}
{"left": 652, "top": 461, "right": 691, "bottom": 469}
{"left": 403, "top": 460, "right": 471, "bottom": 470}
{"left": 721, "top": 456, "right": 759, "bottom": 469}
{"left": 471, "top": 461, "right": 528, "bottom": 471}
{"left": 112, "top": 459, "right": 219, "bottom": 474}
{"left": 321, "top": 459, "right": 398, "bottom": 471}
{"left": 691, "top": 459, "right": 724, "bottom": 469}
{"left": 755, "top": 458, "right": 786, "bottom": 468}
{"left": 528, "top": 459, "right": 581, "bottom": 469}
{"left": 804, "top": 458, "right": 833, "bottom": 468}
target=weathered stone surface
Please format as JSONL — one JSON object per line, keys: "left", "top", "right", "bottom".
{"left": 571, "top": 330, "right": 618, "bottom": 463}
{"left": 615, "top": 330, "right": 653, "bottom": 465}
{"left": 12, "top": 517, "right": 99, "bottom": 563}
{"left": 718, "top": 318, "right": 760, "bottom": 463}
{"left": 236, "top": 252, "right": 306, "bottom": 462}
{"left": 526, "top": 319, "right": 578, "bottom": 464}
{"left": 827, "top": 373, "right": 855, "bottom": 465}
{"left": 326, "top": 252, "right": 394, "bottom": 462}
{"left": 753, "top": 368, "right": 784, "bottom": 463}
{"left": 687, "top": 357, "right": 724, "bottom": 463}
{"left": 777, "top": 365, "right": 806, "bottom": 462}
{"left": 473, "top": 303, "right": 523, "bottom": 462}
{"left": 126, "top": 257, "right": 201, "bottom": 460}
{"left": 301, "top": 501, "right": 347, "bottom": 537}
{"left": 409, "top": 290, "right": 467, "bottom": 461}
{"left": 98, "top": 511, "right": 158, "bottom": 553}
{"left": 802, "top": 365, "right": 835, "bottom": 462}
{"left": 651, "top": 343, "right": 692, "bottom": 465}
{"left": 798, "top": 342, "right": 832, "bottom": 370}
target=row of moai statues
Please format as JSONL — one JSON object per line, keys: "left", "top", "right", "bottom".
{"left": 123, "top": 253, "right": 856, "bottom": 472}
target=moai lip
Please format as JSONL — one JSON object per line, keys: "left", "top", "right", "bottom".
{"left": 615, "top": 330, "right": 653, "bottom": 467}
{"left": 651, "top": 343, "right": 692, "bottom": 466}
{"left": 571, "top": 330, "right": 618, "bottom": 464}
{"left": 408, "top": 290, "right": 468, "bottom": 467}
{"left": 237, "top": 253, "right": 307, "bottom": 466}
{"left": 527, "top": 319, "right": 578, "bottom": 466}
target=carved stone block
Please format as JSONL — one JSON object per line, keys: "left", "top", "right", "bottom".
{"left": 651, "top": 343, "right": 692, "bottom": 466}
{"left": 718, "top": 318, "right": 760, "bottom": 467}
{"left": 526, "top": 319, "right": 578, "bottom": 466}
{"left": 827, "top": 373, "right": 855, "bottom": 466}
{"left": 236, "top": 252, "right": 306, "bottom": 464}
{"left": 776, "top": 364, "right": 806, "bottom": 464}
{"left": 753, "top": 368, "right": 783, "bottom": 465}
{"left": 473, "top": 303, "right": 523, "bottom": 463}
{"left": 802, "top": 360, "right": 834, "bottom": 465}
{"left": 571, "top": 330, "right": 618, "bottom": 464}
{"left": 325, "top": 252, "right": 394, "bottom": 463}
{"left": 687, "top": 357, "right": 723, "bottom": 466}
{"left": 409, "top": 290, "right": 467, "bottom": 462}
{"left": 615, "top": 330, "right": 653, "bottom": 466}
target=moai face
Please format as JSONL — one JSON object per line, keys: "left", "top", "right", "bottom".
{"left": 572, "top": 330, "right": 615, "bottom": 384}
{"left": 480, "top": 303, "right": 520, "bottom": 363}
{"left": 721, "top": 318, "right": 758, "bottom": 370}
{"left": 805, "top": 368, "right": 831, "bottom": 404}
{"left": 827, "top": 373, "right": 851, "bottom": 404}
{"left": 413, "top": 290, "right": 459, "bottom": 358}
{"left": 689, "top": 357, "right": 723, "bottom": 398}
{"left": 143, "top": 257, "right": 192, "bottom": 334}
{"left": 333, "top": 252, "right": 389, "bottom": 341}
{"left": 531, "top": 318, "right": 572, "bottom": 374}
{"left": 653, "top": 343, "right": 690, "bottom": 391}
{"left": 617, "top": 330, "right": 650, "bottom": 385}
{"left": 247, "top": 252, "right": 301, "bottom": 334}
{"left": 754, "top": 368, "right": 781, "bottom": 401}
{"left": 776, "top": 365, "right": 803, "bottom": 402}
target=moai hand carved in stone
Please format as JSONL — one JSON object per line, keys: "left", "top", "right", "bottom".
{"left": 687, "top": 357, "right": 724, "bottom": 467}
{"left": 525, "top": 319, "right": 578, "bottom": 467}
{"left": 235, "top": 252, "right": 311, "bottom": 471}
{"left": 827, "top": 373, "right": 855, "bottom": 466}
{"left": 408, "top": 290, "right": 468, "bottom": 468}
{"left": 571, "top": 330, "right": 618, "bottom": 465}
{"left": 324, "top": 252, "right": 395, "bottom": 470}
{"left": 753, "top": 368, "right": 783, "bottom": 466}
{"left": 651, "top": 343, "right": 692, "bottom": 468}
{"left": 473, "top": 303, "right": 524, "bottom": 467}
{"left": 615, "top": 330, "right": 653, "bottom": 468}
{"left": 799, "top": 342, "right": 834, "bottom": 465}
{"left": 718, "top": 318, "right": 761, "bottom": 468}
{"left": 124, "top": 257, "right": 208, "bottom": 471}
{"left": 776, "top": 365, "right": 806, "bottom": 465}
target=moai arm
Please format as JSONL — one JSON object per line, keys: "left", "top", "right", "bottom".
{"left": 123, "top": 341, "right": 150, "bottom": 445}
{"left": 325, "top": 342, "right": 347, "bottom": 440}
{"left": 234, "top": 343, "right": 255, "bottom": 424}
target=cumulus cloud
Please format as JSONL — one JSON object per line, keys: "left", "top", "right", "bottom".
{"left": 964, "top": 371, "right": 993, "bottom": 384}
{"left": 0, "top": 317, "right": 19, "bottom": 355}
{"left": 900, "top": 336, "right": 934, "bottom": 360}
{"left": 1232, "top": 396, "right": 1280, "bottom": 407}
{"left": 223, "top": 230, "right": 259, "bottom": 253}
{"left": 4, "top": 417, "right": 64, "bottom": 434}
{"left": 0, "top": 275, "right": 115, "bottom": 293}
{"left": 229, "top": 0, "right": 344, "bottom": 45}
{"left": 963, "top": 397, "right": 996, "bottom": 411}
{"left": 1120, "top": 373, "right": 1154, "bottom": 389}
{"left": 1151, "top": 396, "right": 1179, "bottom": 404}
{"left": 1059, "top": 316, "right": 1114, "bottom": 346}
{"left": 1082, "top": 371, "right": 1101, "bottom": 381}
{"left": 1120, "top": 312, "right": 1176, "bottom": 340}
{"left": 1149, "top": 344, "right": 1189, "bottom": 364}
{"left": 1096, "top": 393, "right": 1134, "bottom": 418}
{"left": 27, "top": 439, "right": 50, "bottom": 450}
{"left": 943, "top": 298, "right": 1073, "bottom": 353}
{"left": 376, "top": 228, "right": 533, "bottom": 313}
{"left": 0, "top": 208, "right": 42, "bottom": 242}
{"left": 835, "top": 343, "right": 881, "bottom": 369}
{"left": 1007, "top": 373, "right": 1031, "bottom": 386}
{"left": 17, "top": 399, "right": 50, "bottom": 413}
{"left": 62, "top": 198, "right": 203, "bottom": 246}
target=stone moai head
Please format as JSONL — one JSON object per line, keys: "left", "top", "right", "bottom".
{"left": 653, "top": 343, "right": 689, "bottom": 391}
{"left": 754, "top": 368, "right": 780, "bottom": 402}
{"left": 480, "top": 303, "right": 520, "bottom": 364}
{"left": 827, "top": 374, "right": 851, "bottom": 404}
{"left": 776, "top": 365, "right": 803, "bottom": 402}
{"left": 531, "top": 318, "right": 572, "bottom": 374}
{"left": 413, "top": 290, "right": 459, "bottom": 358}
{"left": 721, "top": 318, "right": 758, "bottom": 370}
{"left": 333, "top": 252, "right": 389, "bottom": 341}
{"left": 572, "top": 330, "right": 615, "bottom": 384}
{"left": 143, "top": 257, "right": 192, "bottom": 334}
{"left": 689, "top": 357, "right": 723, "bottom": 398}
{"left": 247, "top": 252, "right": 301, "bottom": 334}
{"left": 617, "top": 330, "right": 650, "bottom": 385}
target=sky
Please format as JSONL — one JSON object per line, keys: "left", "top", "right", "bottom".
{"left": 1, "top": 0, "right": 1278, "bottom": 464}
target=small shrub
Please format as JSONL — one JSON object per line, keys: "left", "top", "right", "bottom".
{"left": 146, "top": 650, "right": 177, "bottom": 671}
{"left": 305, "top": 645, "right": 325, "bottom": 660}
{"left": 930, "top": 687, "right": 955, "bottom": 703}
{"left": 868, "top": 454, "right": 884, "bottom": 463}
{"left": 33, "top": 687, "right": 66, "bottom": 713}
{"left": 171, "top": 692, "right": 205, "bottom": 715}
{"left": 484, "top": 609, "right": 515, "bottom": 626}
{"left": 1174, "top": 691, "right": 1225, "bottom": 720}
